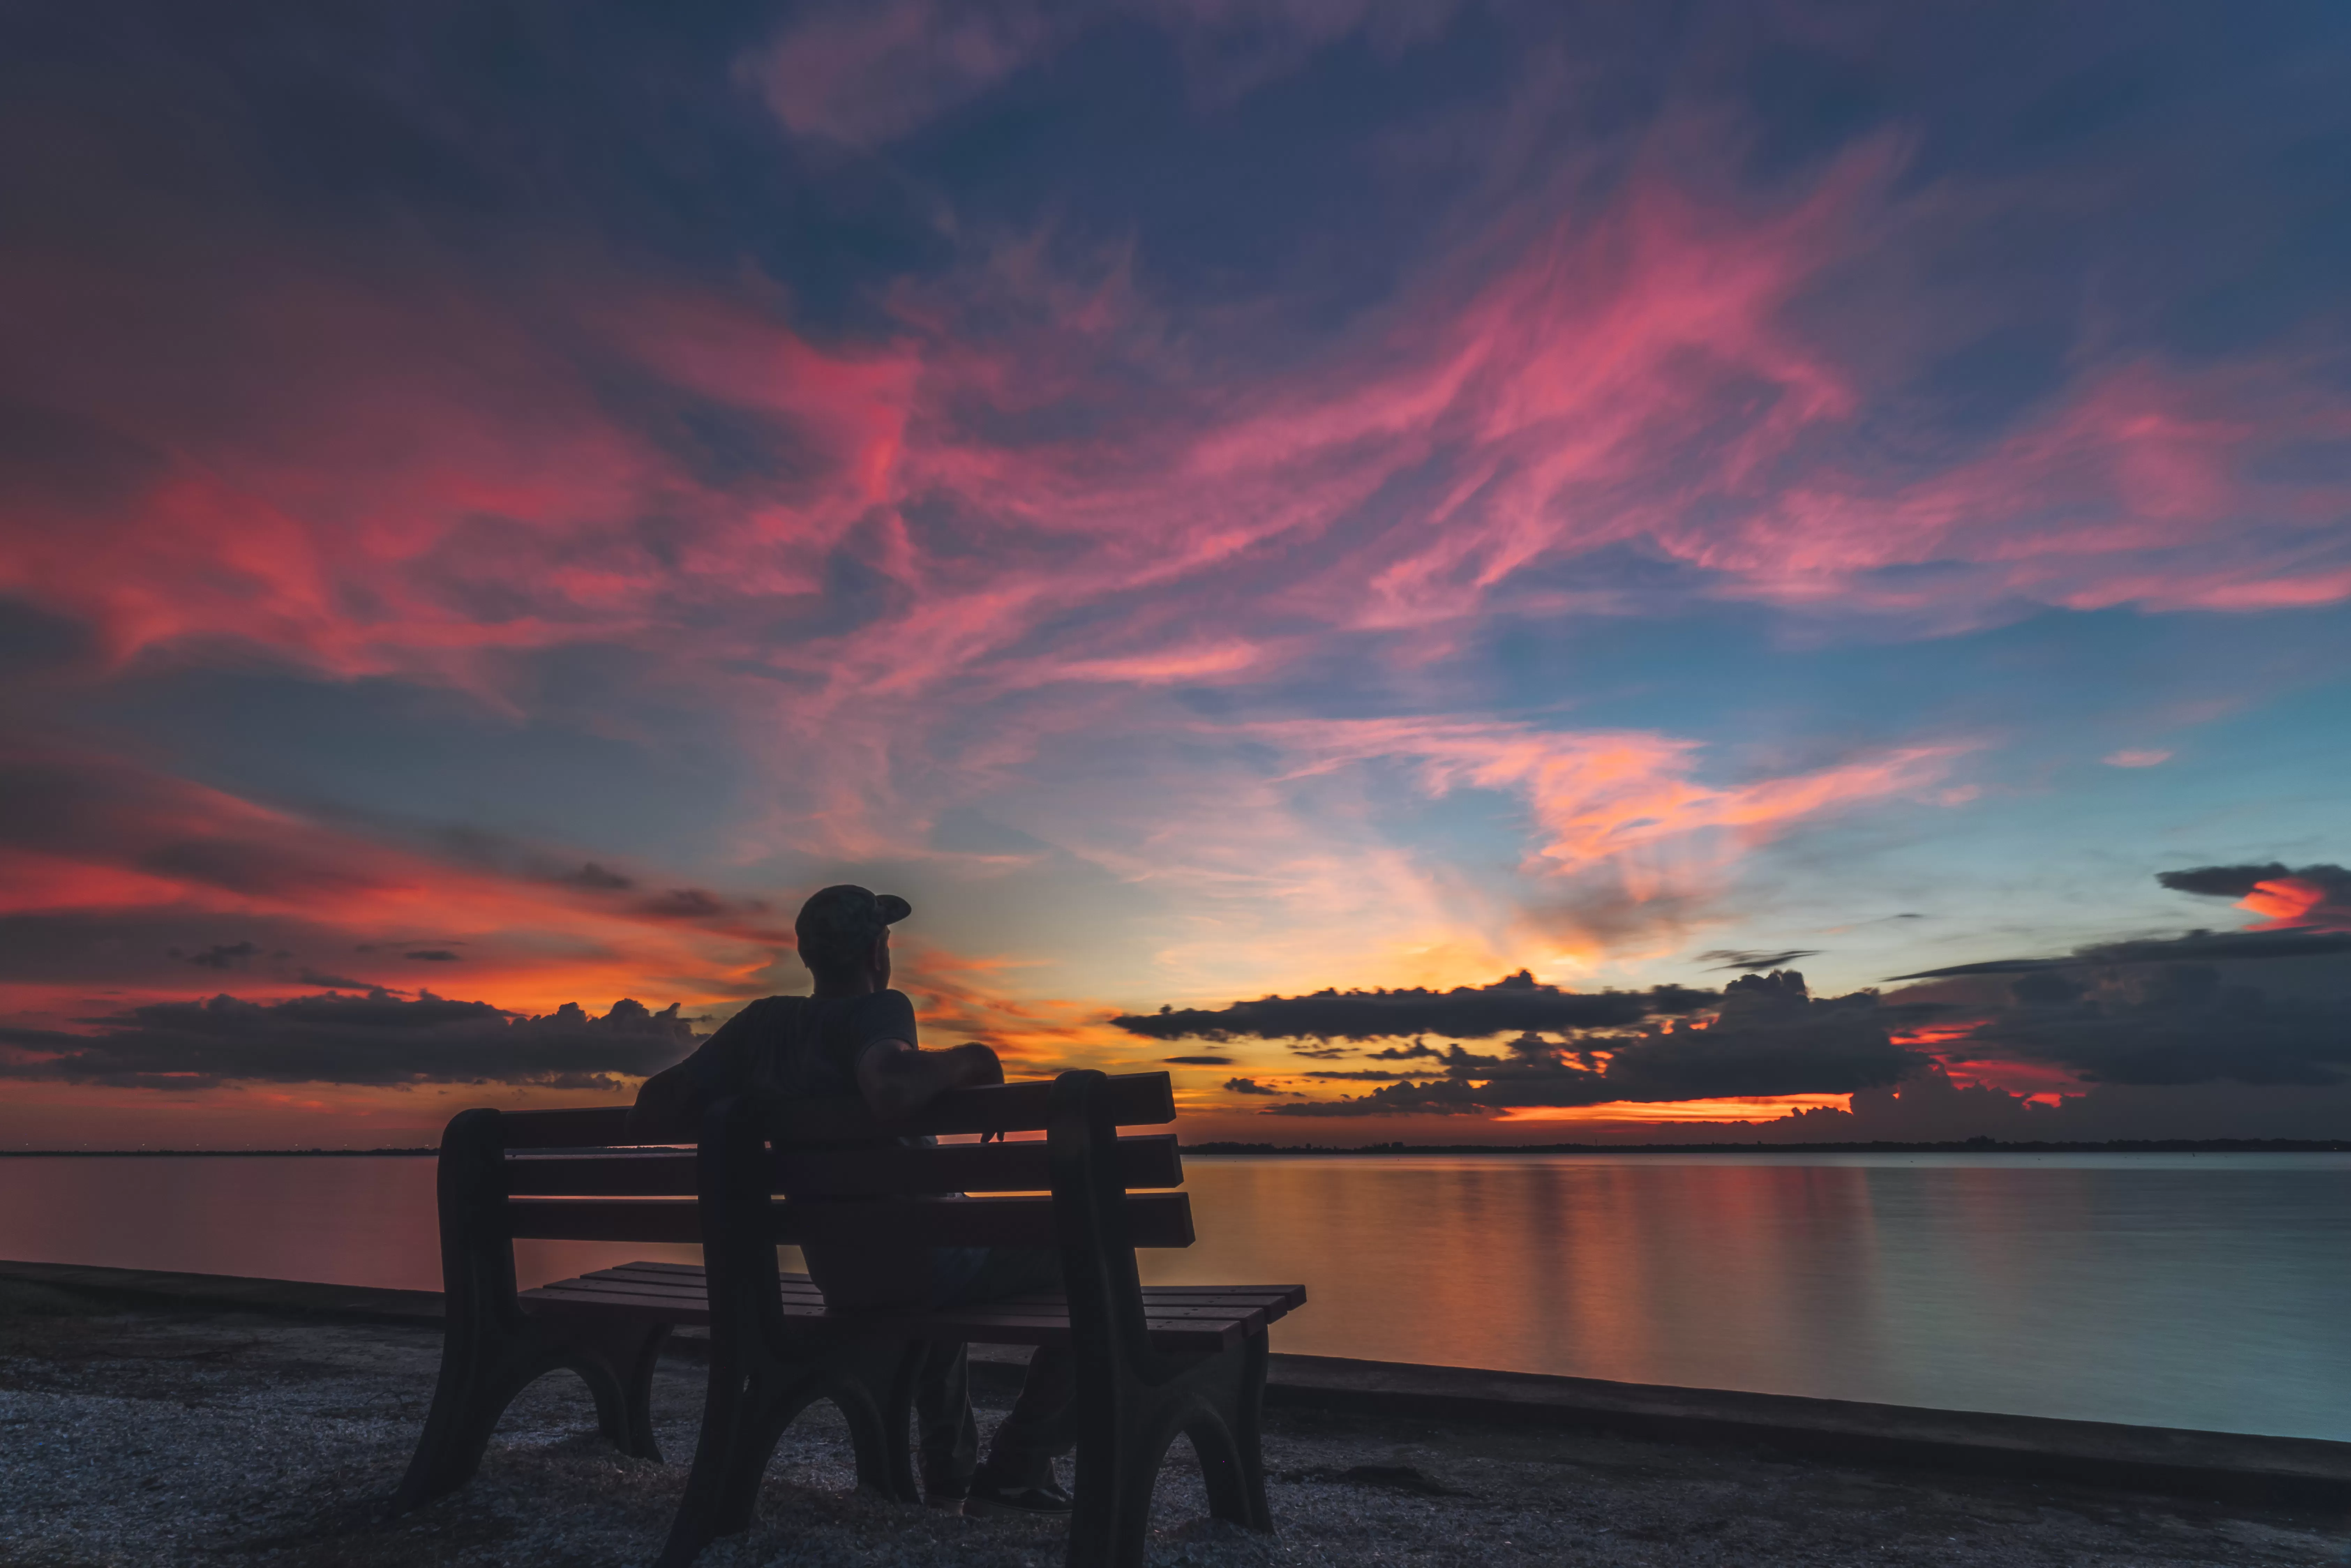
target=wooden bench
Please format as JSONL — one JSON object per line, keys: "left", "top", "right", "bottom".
{"left": 394, "top": 1071, "right": 1305, "bottom": 1568}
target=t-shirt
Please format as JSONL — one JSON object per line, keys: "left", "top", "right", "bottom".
{"left": 670, "top": 990, "right": 919, "bottom": 1105}
{"left": 666, "top": 989, "right": 933, "bottom": 1306}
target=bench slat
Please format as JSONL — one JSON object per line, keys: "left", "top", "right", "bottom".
{"left": 518, "top": 1280, "right": 1280, "bottom": 1354}
{"left": 503, "top": 1190, "right": 1195, "bottom": 1248}
{"left": 772, "top": 1134, "right": 1181, "bottom": 1197}
{"left": 505, "top": 1198, "right": 699, "bottom": 1243}
{"left": 572, "top": 1263, "right": 1305, "bottom": 1317}
{"left": 522, "top": 1292, "right": 707, "bottom": 1330}
{"left": 597, "top": 1259, "right": 705, "bottom": 1276}
{"left": 996, "top": 1288, "right": 1308, "bottom": 1312}
{"left": 509, "top": 1072, "right": 1174, "bottom": 1149}
{"left": 525, "top": 1282, "right": 714, "bottom": 1322}
{"left": 504, "top": 1151, "right": 698, "bottom": 1196}
{"left": 830, "top": 1307, "right": 1248, "bottom": 1353}
{"left": 531, "top": 1276, "right": 1274, "bottom": 1330}
{"left": 503, "top": 1134, "right": 1181, "bottom": 1200}
{"left": 557, "top": 1275, "right": 712, "bottom": 1302}
{"left": 766, "top": 1072, "right": 1174, "bottom": 1143}
{"left": 531, "top": 1266, "right": 1305, "bottom": 1314}
{"left": 775, "top": 1192, "right": 1193, "bottom": 1249}
{"left": 498, "top": 1106, "right": 639, "bottom": 1150}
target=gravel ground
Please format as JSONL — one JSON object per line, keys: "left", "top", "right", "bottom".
{"left": 2, "top": 1279, "right": 2345, "bottom": 1568}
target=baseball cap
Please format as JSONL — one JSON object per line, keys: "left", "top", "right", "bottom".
{"left": 794, "top": 884, "right": 912, "bottom": 969}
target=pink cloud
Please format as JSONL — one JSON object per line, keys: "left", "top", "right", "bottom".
{"left": 1256, "top": 717, "right": 1965, "bottom": 903}
{"left": 13, "top": 113, "right": 2339, "bottom": 750}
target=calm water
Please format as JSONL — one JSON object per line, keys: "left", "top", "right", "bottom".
{"left": 2, "top": 1151, "right": 2344, "bottom": 1441}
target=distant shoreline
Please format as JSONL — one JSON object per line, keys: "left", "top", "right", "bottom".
{"left": 4, "top": 1137, "right": 2346, "bottom": 1156}
{"left": 1182, "top": 1138, "right": 2351, "bottom": 1155}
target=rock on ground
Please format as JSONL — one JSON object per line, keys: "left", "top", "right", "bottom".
{"left": 0, "top": 1286, "right": 2343, "bottom": 1568}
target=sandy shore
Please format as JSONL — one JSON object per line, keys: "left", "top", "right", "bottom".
{"left": 2, "top": 1278, "right": 2342, "bottom": 1568}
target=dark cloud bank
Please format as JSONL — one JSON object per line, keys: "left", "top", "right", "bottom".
{"left": 0, "top": 992, "right": 697, "bottom": 1092}
{"left": 1110, "top": 970, "right": 1714, "bottom": 1043}
{"left": 1249, "top": 971, "right": 1928, "bottom": 1118}
{"left": 1121, "top": 864, "right": 2351, "bottom": 1132}
{"left": 1895, "top": 928, "right": 2351, "bottom": 978}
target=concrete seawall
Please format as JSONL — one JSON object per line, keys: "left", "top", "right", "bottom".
{"left": 6, "top": 1256, "right": 2345, "bottom": 1510}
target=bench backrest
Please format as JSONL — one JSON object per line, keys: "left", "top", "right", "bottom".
{"left": 437, "top": 1070, "right": 1185, "bottom": 1253}
{"left": 753, "top": 1070, "right": 1190, "bottom": 1253}
{"left": 694, "top": 1070, "right": 1189, "bottom": 1377}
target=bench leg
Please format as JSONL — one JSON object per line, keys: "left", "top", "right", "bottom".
{"left": 1186, "top": 1334, "right": 1272, "bottom": 1532}
{"left": 659, "top": 1341, "right": 918, "bottom": 1568}
{"left": 658, "top": 1366, "right": 737, "bottom": 1568}
{"left": 1069, "top": 1405, "right": 1180, "bottom": 1568}
{"left": 1063, "top": 1335, "right": 1276, "bottom": 1568}
{"left": 399, "top": 1312, "right": 679, "bottom": 1511}
{"left": 661, "top": 1368, "right": 769, "bottom": 1567}
{"left": 562, "top": 1318, "right": 673, "bottom": 1463}
{"left": 395, "top": 1318, "right": 562, "bottom": 1509}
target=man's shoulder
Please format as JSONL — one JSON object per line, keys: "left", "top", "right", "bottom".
{"left": 709, "top": 994, "right": 805, "bottom": 1045}
{"left": 862, "top": 988, "right": 917, "bottom": 1028}
{"left": 817, "top": 989, "right": 915, "bottom": 1049}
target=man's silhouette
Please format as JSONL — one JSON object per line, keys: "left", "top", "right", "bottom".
{"left": 631, "top": 885, "right": 1076, "bottom": 1514}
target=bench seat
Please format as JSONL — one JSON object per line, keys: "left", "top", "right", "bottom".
{"left": 523, "top": 1261, "right": 1306, "bottom": 1354}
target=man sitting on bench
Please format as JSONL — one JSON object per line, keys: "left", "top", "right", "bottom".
{"left": 630, "top": 884, "right": 1078, "bottom": 1517}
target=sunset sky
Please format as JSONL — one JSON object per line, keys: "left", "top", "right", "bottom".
{"left": 4, "top": 0, "right": 2349, "bottom": 1147}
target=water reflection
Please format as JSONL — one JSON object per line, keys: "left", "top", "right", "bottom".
{"left": 1, "top": 1151, "right": 2343, "bottom": 1440}
{"left": 1142, "top": 1153, "right": 2351, "bottom": 1440}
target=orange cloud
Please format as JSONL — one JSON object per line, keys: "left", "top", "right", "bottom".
{"left": 1494, "top": 1095, "right": 1855, "bottom": 1125}
{"left": 0, "top": 750, "right": 786, "bottom": 1027}
{"left": 2240, "top": 876, "right": 2345, "bottom": 931}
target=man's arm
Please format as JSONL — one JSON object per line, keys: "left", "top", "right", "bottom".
{"left": 624, "top": 999, "right": 766, "bottom": 1141}
{"left": 855, "top": 1038, "right": 1004, "bottom": 1124}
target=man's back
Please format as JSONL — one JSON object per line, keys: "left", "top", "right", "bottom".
{"left": 687, "top": 989, "right": 920, "bottom": 1104}
{"left": 658, "top": 987, "right": 937, "bottom": 1304}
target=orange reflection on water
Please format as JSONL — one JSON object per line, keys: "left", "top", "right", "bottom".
{"left": 1139, "top": 1155, "right": 1898, "bottom": 1393}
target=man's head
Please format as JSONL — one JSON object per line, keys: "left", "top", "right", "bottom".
{"left": 795, "top": 884, "right": 912, "bottom": 989}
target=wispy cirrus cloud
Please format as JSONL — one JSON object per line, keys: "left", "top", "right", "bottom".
{"left": 1256, "top": 717, "right": 1965, "bottom": 900}
{"left": 1111, "top": 969, "right": 1712, "bottom": 1044}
